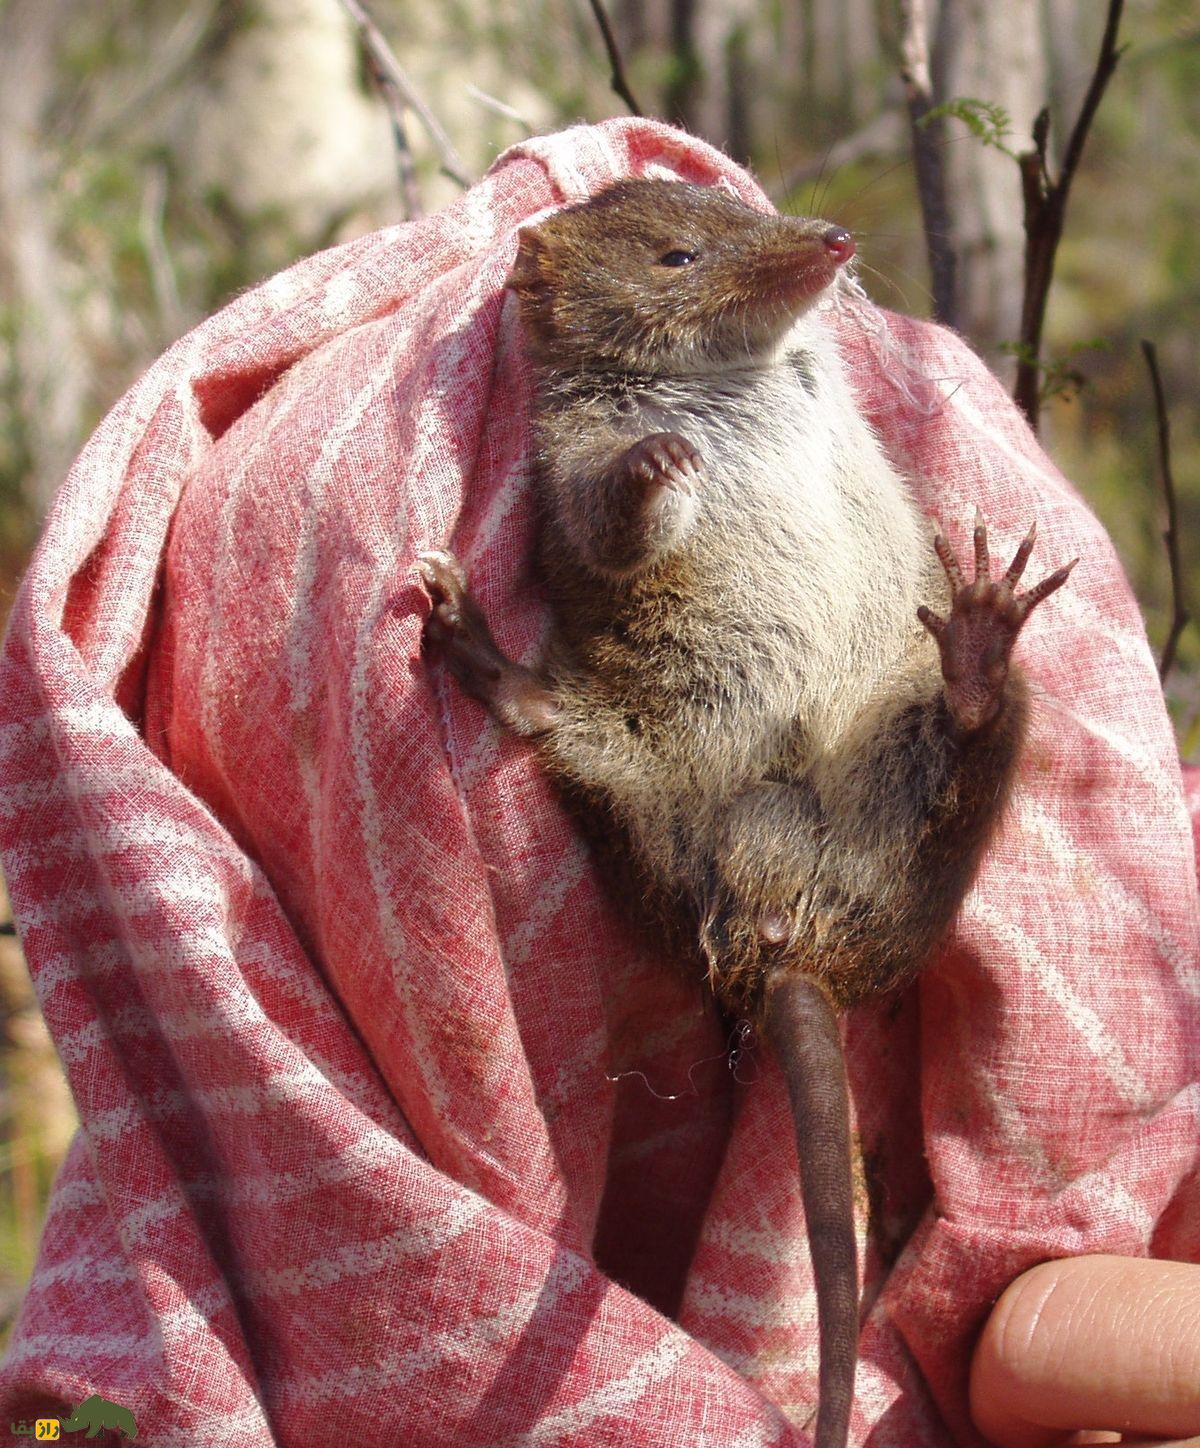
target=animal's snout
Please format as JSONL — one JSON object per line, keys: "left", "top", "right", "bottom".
{"left": 822, "top": 227, "right": 855, "bottom": 266}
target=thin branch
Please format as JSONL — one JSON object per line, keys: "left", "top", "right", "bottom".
{"left": 1058, "top": 0, "right": 1127, "bottom": 196}
{"left": 1013, "top": 0, "right": 1125, "bottom": 430}
{"left": 390, "top": 112, "right": 424, "bottom": 221}
{"left": 465, "top": 83, "right": 535, "bottom": 137}
{"left": 139, "top": 161, "right": 186, "bottom": 340}
{"left": 368, "top": 58, "right": 423, "bottom": 220}
{"left": 336, "top": 0, "right": 470, "bottom": 192}
{"left": 339, "top": 0, "right": 422, "bottom": 215}
{"left": 584, "top": 0, "right": 644, "bottom": 117}
{"left": 896, "top": 0, "right": 957, "bottom": 327}
{"left": 1141, "top": 340, "right": 1189, "bottom": 684}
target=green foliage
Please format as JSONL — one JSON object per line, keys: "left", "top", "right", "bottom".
{"left": 916, "top": 96, "right": 1017, "bottom": 158}
{"left": 997, "top": 338, "right": 1112, "bottom": 405}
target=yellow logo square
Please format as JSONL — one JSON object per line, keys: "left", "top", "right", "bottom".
{"left": 34, "top": 1422, "right": 61, "bottom": 1441}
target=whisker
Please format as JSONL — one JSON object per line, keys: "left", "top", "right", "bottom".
{"left": 828, "top": 126, "right": 1008, "bottom": 213}
{"left": 808, "top": 138, "right": 837, "bottom": 219}
{"left": 853, "top": 257, "right": 934, "bottom": 313}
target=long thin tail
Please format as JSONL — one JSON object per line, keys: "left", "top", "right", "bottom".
{"left": 764, "top": 973, "right": 858, "bottom": 1448}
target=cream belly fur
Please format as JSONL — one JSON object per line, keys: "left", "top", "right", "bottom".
{"left": 536, "top": 322, "right": 939, "bottom": 819}
{"left": 626, "top": 326, "right": 934, "bottom": 752}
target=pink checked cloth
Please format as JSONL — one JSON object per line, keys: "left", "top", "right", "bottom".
{"left": 2, "top": 120, "right": 1198, "bottom": 1446}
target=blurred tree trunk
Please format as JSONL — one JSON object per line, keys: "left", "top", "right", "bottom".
{"left": 1043, "top": 0, "right": 1089, "bottom": 169}
{"left": 0, "top": 0, "right": 90, "bottom": 517}
{"left": 631, "top": 0, "right": 888, "bottom": 165}
{"left": 935, "top": 0, "right": 1049, "bottom": 378}
{"left": 181, "top": 0, "right": 396, "bottom": 225}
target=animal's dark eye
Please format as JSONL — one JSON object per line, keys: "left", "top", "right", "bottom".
{"left": 658, "top": 249, "right": 698, "bottom": 267}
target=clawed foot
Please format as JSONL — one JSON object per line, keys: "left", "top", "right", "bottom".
{"left": 417, "top": 549, "right": 488, "bottom": 663}
{"left": 621, "top": 432, "right": 707, "bottom": 499}
{"left": 918, "top": 512, "right": 1077, "bottom": 735}
{"left": 417, "top": 549, "right": 559, "bottom": 736}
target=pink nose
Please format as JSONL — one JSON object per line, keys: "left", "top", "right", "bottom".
{"left": 823, "top": 226, "right": 855, "bottom": 266}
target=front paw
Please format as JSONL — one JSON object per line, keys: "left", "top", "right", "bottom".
{"left": 581, "top": 433, "right": 706, "bottom": 577}
{"left": 620, "top": 432, "right": 707, "bottom": 498}
{"left": 918, "top": 512, "right": 1077, "bottom": 734}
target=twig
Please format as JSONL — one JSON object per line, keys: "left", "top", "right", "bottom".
{"left": 1141, "top": 340, "right": 1189, "bottom": 684}
{"left": 371, "top": 65, "right": 423, "bottom": 220}
{"left": 897, "top": 0, "right": 957, "bottom": 327}
{"left": 336, "top": 0, "right": 470, "bottom": 193}
{"left": 1014, "top": 0, "right": 1126, "bottom": 430}
{"left": 465, "top": 84, "right": 535, "bottom": 137}
{"left": 339, "top": 0, "right": 435, "bottom": 211}
{"left": 139, "top": 162, "right": 186, "bottom": 339}
{"left": 584, "top": 0, "right": 644, "bottom": 117}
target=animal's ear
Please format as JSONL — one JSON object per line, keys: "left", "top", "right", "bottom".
{"left": 506, "top": 226, "right": 548, "bottom": 295}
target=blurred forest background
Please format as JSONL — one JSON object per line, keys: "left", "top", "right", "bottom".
{"left": 0, "top": 0, "right": 1196, "bottom": 1342}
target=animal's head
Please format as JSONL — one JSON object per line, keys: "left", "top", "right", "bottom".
{"left": 507, "top": 179, "right": 854, "bottom": 375}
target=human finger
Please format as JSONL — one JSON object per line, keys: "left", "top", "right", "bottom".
{"left": 969, "top": 1255, "right": 1200, "bottom": 1448}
